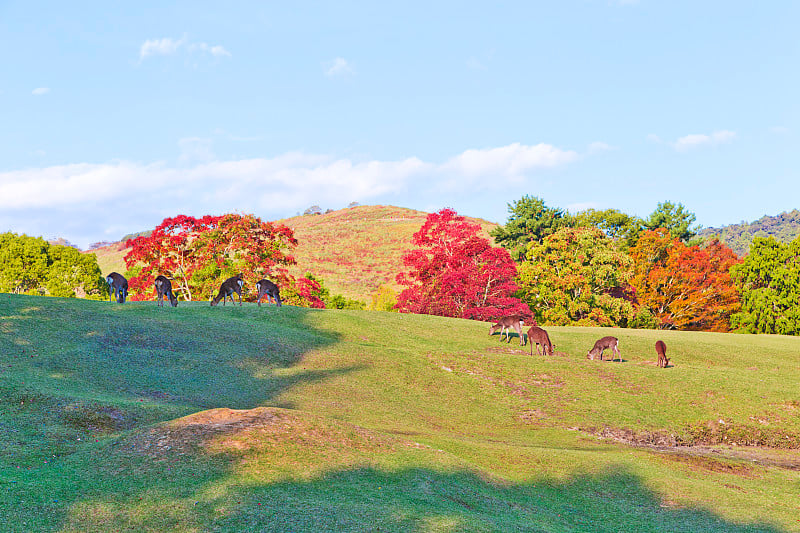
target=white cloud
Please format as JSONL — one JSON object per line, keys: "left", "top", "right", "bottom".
{"left": 139, "top": 36, "right": 230, "bottom": 61}
{"left": 442, "top": 143, "right": 578, "bottom": 179}
{"left": 190, "top": 42, "right": 231, "bottom": 58}
{"left": 324, "top": 57, "right": 354, "bottom": 77}
{"left": 139, "top": 37, "right": 186, "bottom": 59}
{"left": 32, "top": 87, "right": 50, "bottom": 96}
{"left": 0, "top": 142, "right": 578, "bottom": 247}
{"left": 673, "top": 130, "right": 736, "bottom": 152}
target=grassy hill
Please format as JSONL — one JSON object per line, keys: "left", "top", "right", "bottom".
{"left": 85, "top": 205, "right": 499, "bottom": 302}
{"left": 2, "top": 293, "right": 799, "bottom": 531}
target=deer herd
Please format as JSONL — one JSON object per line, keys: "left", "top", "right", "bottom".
{"left": 488, "top": 315, "right": 672, "bottom": 368}
{"left": 106, "top": 272, "right": 282, "bottom": 308}
{"left": 105, "top": 273, "right": 670, "bottom": 367}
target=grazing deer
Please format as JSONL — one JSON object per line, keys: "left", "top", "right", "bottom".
{"left": 210, "top": 274, "right": 244, "bottom": 306}
{"left": 587, "top": 336, "right": 620, "bottom": 362}
{"left": 256, "top": 279, "right": 282, "bottom": 307}
{"left": 154, "top": 275, "right": 178, "bottom": 307}
{"left": 527, "top": 326, "right": 554, "bottom": 356}
{"left": 489, "top": 315, "right": 527, "bottom": 346}
{"left": 655, "top": 340, "right": 670, "bottom": 368}
{"left": 106, "top": 272, "right": 128, "bottom": 303}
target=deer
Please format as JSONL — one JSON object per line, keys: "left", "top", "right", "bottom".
{"left": 256, "top": 279, "right": 282, "bottom": 307}
{"left": 489, "top": 315, "right": 527, "bottom": 346}
{"left": 154, "top": 275, "right": 178, "bottom": 307}
{"left": 655, "top": 340, "right": 670, "bottom": 368}
{"left": 210, "top": 274, "right": 244, "bottom": 306}
{"left": 106, "top": 272, "right": 128, "bottom": 303}
{"left": 527, "top": 326, "right": 554, "bottom": 356}
{"left": 587, "top": 336, "right": 620, "bottom": 362}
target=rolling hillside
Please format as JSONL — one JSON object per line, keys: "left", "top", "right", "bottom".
{"left": 86, "top": 205, "right": 499, "bottom": 302}
{"left": 1, "top": 294, "right": 799, "bottom": 531}
{"left": 699, "top": 210, "right": 800, "bottom": 257}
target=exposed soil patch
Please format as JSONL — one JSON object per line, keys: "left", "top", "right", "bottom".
{"left": 584, "top": 425, "right": 800, "bottom": 472}
{"left": 659, "top": 452, "right": 759, "bottom": 478}
{"left": 119, "top": 407, "right": 399, "bottom": 458}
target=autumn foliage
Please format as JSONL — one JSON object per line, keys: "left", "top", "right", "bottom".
{"left": 124, "top": 213, "right": 306, "bottom": 303}
{"left": 629, "top": 229, "right": 740, "bottom": 331}
{"left": 516, "top": 227, "right": 639, "bottom": 327}
{"left": 396, "top": 208, "right": 530, "bottom": 320}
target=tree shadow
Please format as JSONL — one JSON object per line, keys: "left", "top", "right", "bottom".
{"left": 0, "top": 295, "right": 353, "bottom": 463}
{"left": 38, "top": 460, "right": 788, "bottom": 532}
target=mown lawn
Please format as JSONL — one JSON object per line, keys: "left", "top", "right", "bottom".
{"left": 1, "top": 293, "right": 798, "bottom": 531}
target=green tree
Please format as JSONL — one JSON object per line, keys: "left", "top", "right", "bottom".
{"left": 516, "top": 227, "right": 637, "bottom": 326}
{"left": 643, "top": 201, "right": 700, "bottom": 243}
{"left": 0, "top": 232, "right": 105, "bottom": 298}
{"left": 490, "top": 195, "right": 573, "bottom": 261}
{"left": 573, "top": 208, "right": 643, "bottom": 248}
{"left": 730, "top": 236, "right": 800, "bottom": 334}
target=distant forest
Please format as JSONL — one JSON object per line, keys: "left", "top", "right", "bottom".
{"left": 700, "top": 210, "right": 800, "bottom": 257}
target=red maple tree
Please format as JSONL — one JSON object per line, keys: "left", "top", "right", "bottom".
{"left": 629, "top": 229, "right": 740, "bottom": 330}
{"left": 124, "top": 213, "right": 298, "bottom": 302}
{"left": 396, "top": 208, "right": 530, "bottom": 320}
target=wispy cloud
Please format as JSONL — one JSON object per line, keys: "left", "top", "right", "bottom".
{"left": 588, "top": 141, "right": 617, "bottom": 154}
{"left": 32, "top": 87, "right": 50, "bottom": 96}
{"left": 139, "top": 37, "right": 186, "bottom": 59}
{"left": 139, "top": 35, "right": 230, "bottom": 61}
{"left": 673, "top": 130, "right": 736, "bottom": 152}
{"left": 324, "top": 57, "right": 354, "bottom": 77}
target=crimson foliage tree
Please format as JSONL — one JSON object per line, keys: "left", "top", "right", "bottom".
{"left": 396, "top": 208, "right": 530, "bottom": 320}
{"left": 124, "top": 213, "right": 298, "bottom": 302}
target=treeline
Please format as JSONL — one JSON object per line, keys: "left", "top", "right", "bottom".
{"left": 394, "top": 197, "right": 800, "bottom": 335}
{"left": 699, "top": 209, "right": 800, "bottom": 257}
{"left": 0, "top": 232, "right": 106, "bottom": 298}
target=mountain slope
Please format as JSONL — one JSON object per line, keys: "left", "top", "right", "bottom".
{"left": 699, "top": 209, "right": 800, "bottom": 256}
{"left": 278, "top": 205, "right": 499, "bottom": 300}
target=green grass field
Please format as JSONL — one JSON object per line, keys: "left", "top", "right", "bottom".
{"left": 2, "top": 293, "right": 799, "bottom": 531}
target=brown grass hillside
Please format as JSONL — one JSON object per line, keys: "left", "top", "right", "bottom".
{"left": 85, "top": 205, "right": 499, "bottom": 302}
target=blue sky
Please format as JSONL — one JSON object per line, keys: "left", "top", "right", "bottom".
{"left": 1, "top": 1, "right": 797, "bottom": 248}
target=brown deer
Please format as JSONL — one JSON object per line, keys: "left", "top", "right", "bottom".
{"left": 210, "top": 274, "right": 244, "bottom": 306}
{"left": 106, "top": 272, "right": 128, "bottom": 303}
{"left": 527, "top": 326, "right": 554, "bottom": 356}
{"left": 256, "top": 279, "right": 282, "bottom": 307}
{"left": 587, "top": 336, "right": 620, "bottom": 362}
{"left": 489, "top": 315, "right": 527, "bottom": 345}
{"left": 655, "top": 340, "right": 670, "bottom": 368}
{"left": 154, "top": 275, "right": 178, "bottom": 307}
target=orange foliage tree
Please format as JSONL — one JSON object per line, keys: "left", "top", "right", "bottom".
{"left": 629, "top": 229, "right": 740, "bottom": 330}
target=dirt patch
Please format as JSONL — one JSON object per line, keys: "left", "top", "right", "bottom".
{"left": 659, "top": 452, "right": 759, "bottom": 478}
{"left": 584, "top": 425, "right": 800, "bottom": 472}
{"left": 120, "top": 407, "right": 398, "bottom": 458}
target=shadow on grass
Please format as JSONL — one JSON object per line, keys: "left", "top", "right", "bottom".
{"left": 0, "top": 294, "right": 352, "bottom": 464}
{"left": 23, "top": 460, "right": 786, "bottom": 532}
